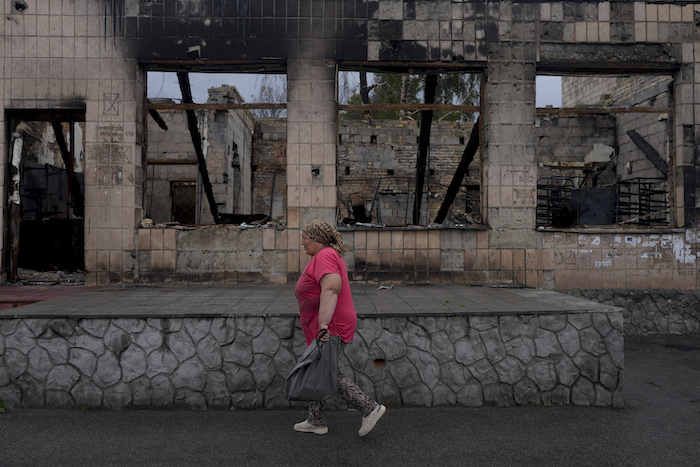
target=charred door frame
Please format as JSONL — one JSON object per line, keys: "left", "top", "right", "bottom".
{"left": 4, "top": 109, "right": 86, "bottom": 281}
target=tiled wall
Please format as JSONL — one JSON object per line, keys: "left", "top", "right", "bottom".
{"left": 1, "top": 1, "right": 143, "bottom": 285}
{"left": 542, "top": 231, "right": 699, "bottom": 290}
{"left": 345, "top": 228, "right": 547, "bottom": 287}
{"left": 2, "top": 1, "right": 699, "bottom": 289}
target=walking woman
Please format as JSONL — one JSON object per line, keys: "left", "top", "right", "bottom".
{"left": 293, "top": 220, "right": 386, "bottom": 436}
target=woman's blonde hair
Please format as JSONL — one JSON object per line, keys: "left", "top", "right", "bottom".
{"left": 302, "top": 220, "right": 344, "bottom": 256}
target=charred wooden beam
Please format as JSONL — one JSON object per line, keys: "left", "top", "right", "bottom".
{"left": 142, "top": 59, "right": 287, "bottom": 74}
{"left": 176, "top": 71, "right": 220, "bottom": 224}
{"left": 9, "top": 109, "right": 85, "bottom": 122}
{"left": 537, "top": 106, "right": 670, "bottom": 115}
{"left": 147, "top": 102, "right": 287, "bottom": 111}
{"left": 359, "top": 71, "right": 372, "bottom": 121}
{"left": 412, "top": 73, "right": 438, "bottom": 225}
{"left": 626, "top": 130, "right": 669, "bottom": 176}
{"left": 434, "top": 116, "right": 480, "bottom": 224}
{"left": 51, "top": 121, "right": 84, "bottom": 218}
{"left": 146, "top": 158, "right": 198, "bottom": 165}
{"left": 338, "top": 103, "right": 479, "bottom": 112}
{"left": 148, "top": 109, "right": 169, "bottom": 130}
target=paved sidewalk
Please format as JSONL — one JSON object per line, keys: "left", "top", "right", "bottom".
{"left": 0, "top": 284, "right": 697, "bottom": 465}
{"left": 0, "top": 333, "right": 699, "bottom": 466}
{"left": 0, "top": 283, "right": 618, "bottom": 318}
{"left": 0, "top": 284, "right": 101, "bottom": 311}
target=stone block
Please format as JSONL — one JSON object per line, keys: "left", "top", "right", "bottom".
{"left": 249, "top": 354, "right": 276, "bottom": 390}
{"left": 46, "top": 364, "right": 80, "bottom": 391}
{"left": 167, "top": 330, "right": 196, "bottom": 362}
{"left": 103, "top": 382, "right": 133, "bottom": 410}
{"left": 94, "top": 351, "right": 121, "bottom": 388}
{"left": 69, "top": 348, "right": 98, "bottom": 377}
{"left": 121, "top": 345, "right": 148, "bottom": 382}
{"left": 204, "top": 371, "right": 230, "bottom": 409}
{"left": 6, "top": 323, "right": 37, "bottom": 355}
{"left": 526, "top": 359, "right": 557, "bottom": 391}
{"left": 71, "top": 378, "right": 103, "bottom": 408}
{"left": 173, "top": 358, "right": 206, "bottom": 391}
{"left": 147, "top": 348, "right": 179, "bottom": 377}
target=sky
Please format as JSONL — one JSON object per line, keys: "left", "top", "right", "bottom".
{"left": 536, "top": 76, "right": 563, "bottom": 107}
{"left": 148, "top": 72, "right": 563, "bottom": 107}
{"left": 147, "top": 72, "right": 262, "bottom": 103}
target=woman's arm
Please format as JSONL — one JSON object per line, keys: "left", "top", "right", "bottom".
{"left": 317, "top": 273, "right": 342, "bottom": 341}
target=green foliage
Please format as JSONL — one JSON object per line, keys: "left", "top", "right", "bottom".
{"left": 342, "top": 72, "right": 479, "bottom": 122}
{"left": 0, "top": 398, "right": 5, "bottom": 414}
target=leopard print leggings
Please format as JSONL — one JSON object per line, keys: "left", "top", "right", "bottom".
{"left": 307, "top": 342, "right": 378, "bottom": 427}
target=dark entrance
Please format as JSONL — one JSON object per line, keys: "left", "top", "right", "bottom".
{"left": 5, "top": 110, "right": 86, "bottom": 283}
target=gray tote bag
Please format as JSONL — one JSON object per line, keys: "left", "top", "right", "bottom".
{"left": 284, "top": 335, "right": 341, "bottom": 401}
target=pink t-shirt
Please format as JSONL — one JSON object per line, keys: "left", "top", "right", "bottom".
{"left": 295, "top": 247, "right": 357, "bottom": 345}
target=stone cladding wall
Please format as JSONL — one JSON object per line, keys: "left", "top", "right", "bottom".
{"left": 567, "top": 289, "right": 700, "bottom": 336}
{"left": 0, "top": 310, "right": 623, "bottom": 410}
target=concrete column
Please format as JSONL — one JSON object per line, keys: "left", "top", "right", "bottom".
{"left": 286, "top": 57, "right": 338, "bottom": 272}
{"left": 483, "top": 41, "right": 539, "bottom": 249}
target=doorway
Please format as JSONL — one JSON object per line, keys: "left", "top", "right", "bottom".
{"left": 5, "top": 110, "right": 86, "bottom": 284}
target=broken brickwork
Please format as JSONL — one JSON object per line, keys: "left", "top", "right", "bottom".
{"left": 339, "top": 119, "right": 480, "bottom": 226}
{"left": 252, "top": 119, "right": 287, "bottom": 223}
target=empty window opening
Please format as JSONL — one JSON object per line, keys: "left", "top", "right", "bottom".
{"left": 146, "top": 70, "right": 287, "bottom": 226}
{"left": 536, "top": 73, "right": 673, "bottom": 228}
{"left": 338, "top": 69, "right": 482, "bottom": 227}
{"left": 5, "top": 111, "right": 86, "bottom": 284}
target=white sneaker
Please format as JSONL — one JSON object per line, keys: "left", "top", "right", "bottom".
{"left": 359, "top": 404, "right": 386, "bottom": 437}
{"left": 294, "top": 419, "right": 328, "bottom": 435}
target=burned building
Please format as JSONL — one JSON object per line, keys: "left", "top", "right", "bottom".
{"left": 1, "top": 1, "right": 699, "bottom": 306}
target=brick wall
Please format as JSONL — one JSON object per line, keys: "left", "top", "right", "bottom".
{"left": 536, "top": 114, "right": 616, "bottom": 169}
{"left": 252, "top": 119, "right": 287, "bottom": 222}
{"left": 146, "top": 89, "right": 257, "bottom": 224}
{"left": 339, "top": 120, "right": 480, "bottom": 225}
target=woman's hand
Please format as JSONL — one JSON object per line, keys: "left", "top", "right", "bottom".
{"left": 318, "top": 326, "right": 330, "bottom": 342}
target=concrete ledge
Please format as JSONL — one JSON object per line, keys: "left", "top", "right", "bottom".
{"left": 0, "top": 285, "right": 624, "bottom": 409}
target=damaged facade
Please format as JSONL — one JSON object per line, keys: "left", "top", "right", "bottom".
{"left": 1, "top": 0, "right": 699, "bottom": 299}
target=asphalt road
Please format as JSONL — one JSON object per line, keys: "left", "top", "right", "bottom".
{"left": 1, "top": 334, "right": 699, "bottom": 467}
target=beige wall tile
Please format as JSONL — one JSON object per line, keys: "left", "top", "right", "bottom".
{"left": 645, "top": 4, "right": 658, "bottom": 21}
{"left": 151, "top": 249, "right": 163, "bottom": 270}
{"left": 263, "top": 228, "right": 275, "bottom": 250}
{"left": 275, "top": 230, "right": 288, "bottom": 250}
{"left": 669, "top": 4, "right": 682, "bottom": 22}
{"left": 379, "top": 230, "right": 392, "bottom": 250}
{"left": 138, "top": 229, "right": 151, "bottom": 250}
{"left": 587, "top": 22, "right": 599, "bottom": 42}
{"left": 391, "top": 231, "right": 404, "bottom": 250}
{"left": 415, "top": 231, "right": 428, "bottom": 249}
{"left": 151, "top": 228, "right": 164, "bottom": 250}
{"left": 366, "top": 231, "right": 379, "bottom": 250}
{"left": 403, "top": 231, "right": 416, "bottom": 249}
{"left": 428, "top": 230, "right": 440, "bottom": 249}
